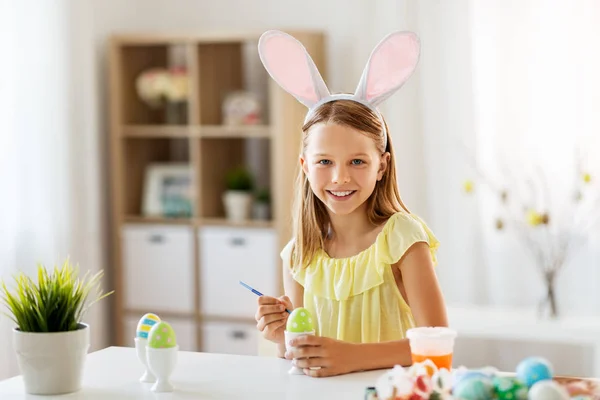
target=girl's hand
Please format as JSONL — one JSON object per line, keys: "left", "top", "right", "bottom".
{"left": 284, "top": 335, "right": 359, "bottom": 377}
{"left": 255, "top": 295, "right": 293, "bottom": 344}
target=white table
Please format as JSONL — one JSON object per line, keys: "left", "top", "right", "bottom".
{"left": 0, "top": 346, "right": 383, "bottom": 399}
{"left": 447, "top": 305, "right": 600, "bottom": 377}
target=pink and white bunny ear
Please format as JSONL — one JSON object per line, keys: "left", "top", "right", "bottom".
{"left": 354, "top": 31, "right": 420, "bottom": 107}
{"left": 258, "top": 30, "right": 330, "bottom": 108}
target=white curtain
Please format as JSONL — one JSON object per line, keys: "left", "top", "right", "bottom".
{"left": 398, "top": 0, "right": 600, "bottom": 375}
{"left": 0, "top": 0, "right": 107, "bottom": 380}
{"left": 408, "top": 0, "right": 600, "bottom": 316}
{"left": 381, "top": 0, "right": 491, "bottom": 306}
{"left": 468, "top": 0, "right": 600, "bottom": 315}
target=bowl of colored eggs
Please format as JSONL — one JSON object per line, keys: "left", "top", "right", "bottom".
{"left": 371, "top": 356, "right": 599, "bottom": 400}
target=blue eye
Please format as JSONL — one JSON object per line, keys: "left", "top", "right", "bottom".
{"left": 351, "top": 159, "right": 364, "bottom": 165}
{"left": 318, "top": 160, "right": 331, "bottom": 165}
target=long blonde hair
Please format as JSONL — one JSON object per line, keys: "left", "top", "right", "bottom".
{"left": 291, "top": 99, "right": 410, "bottom": 269}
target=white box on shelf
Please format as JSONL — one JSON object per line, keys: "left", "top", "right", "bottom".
{"left": 198, "top": 226, "right": 278, "bottom": 318}
{"left": 201, "top": 321, "right": 259, "bottom": 356}
{"left": 122, "top": 225, "right": 195, "bottom": 314}
{"left": 124, "top": 315, "right": 197, "bottom": 351}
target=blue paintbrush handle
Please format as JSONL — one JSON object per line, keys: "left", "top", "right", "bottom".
{"left": 239, "top": 281, "right": 291, "bottom": 313}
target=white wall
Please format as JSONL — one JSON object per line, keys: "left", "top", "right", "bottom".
{"left": 0, "top": 0, "right": 595, "bottom": 382}
{"left": 85, "top": 0, "right": 599, "bottom": 377}
{"left": 89, "top": 0, "right": 426, "bottom": 210}
{"left": 92, "top": 0, "right": 373, "bottom": 92}
{"left": 88, "top": 0, "right": 427, "bottom": 338}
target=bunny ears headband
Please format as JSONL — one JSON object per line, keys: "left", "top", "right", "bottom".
{"left": 257, "top": 30, "right": 421, "bottom": 149}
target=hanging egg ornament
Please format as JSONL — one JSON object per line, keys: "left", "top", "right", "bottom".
{"left": 516, "top": 357, "right": 553, "bottom": 388}
{"left": 541, "top": 213, "right": 550, "bottom": 225}
{"left": 528, "top": 380, "right": 570, "bottom": 400}
{"left": 463, "top": 180, "right": 474, "bottom": 194}
{"left": 495, "top": 218, "right": 504, "bottom": 231}
{"left": 526, "top": 210, "right": 543, "bottom": 227}
{"left": 583, "top": 172, "right": 592, "bottom": 184}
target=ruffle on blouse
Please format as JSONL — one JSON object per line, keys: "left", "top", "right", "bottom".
{"left": 280, "top": 212, "right": 440, "bottom": 301}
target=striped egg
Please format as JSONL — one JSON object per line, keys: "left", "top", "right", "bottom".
{"left": 136, "top": 313, "right": 160, "bottom": 339}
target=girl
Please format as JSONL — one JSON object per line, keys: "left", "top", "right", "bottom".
{"left": 254, "top": 30, "right": 448, "bottom": 377}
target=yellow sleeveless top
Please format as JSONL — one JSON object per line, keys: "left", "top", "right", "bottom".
{"left": 281, "top": 212, "right": 439, "bottom": 344}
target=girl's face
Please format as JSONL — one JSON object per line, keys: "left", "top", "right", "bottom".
{"left": 300, "top": 122, "right": 389, "bottom": 217}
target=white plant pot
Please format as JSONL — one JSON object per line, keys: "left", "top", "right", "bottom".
{"left": 223, "top": 190, "right": 252, "bottom": 222}
{"left": 13, "top": 323, "right": 90, "bottom": 395}
{"left": 252, "top": 202, "right": 270, "bottom": 220}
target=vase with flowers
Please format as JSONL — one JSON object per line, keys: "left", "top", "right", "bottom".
{"left": 135, "top": 66, "right": 189, "bottom": 124}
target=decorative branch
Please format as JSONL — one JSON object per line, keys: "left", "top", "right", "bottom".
{"left": 457, "top": 135, "right": 599, "bottom": 317}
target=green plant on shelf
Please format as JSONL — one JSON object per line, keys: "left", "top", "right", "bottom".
{"left": 255, "top": 187, "right": 270, "bottom": 204}
{"left": 225, "top": 166, "right": 254, "bottom": 192}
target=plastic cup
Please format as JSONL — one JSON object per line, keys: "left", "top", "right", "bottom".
{"left": 406, "top": 327, "right": 457, "bottom": 371}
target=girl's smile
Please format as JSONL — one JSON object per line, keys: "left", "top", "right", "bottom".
{"left": 300, "top": 122, "right": 388, "bottom": 216}
{"left": 326, "top": 190, "right": 356, "bottom": 201}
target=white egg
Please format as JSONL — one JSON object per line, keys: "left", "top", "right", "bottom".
{"left": 528, "top": 380, "right": 569, "bottom": 400}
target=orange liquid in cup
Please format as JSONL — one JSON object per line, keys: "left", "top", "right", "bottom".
{"left": 411, "top": 352, "right": 453, "bottom": 371}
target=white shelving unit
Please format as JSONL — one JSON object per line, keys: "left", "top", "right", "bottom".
{"left": 107, "top": 31, "right": 326, "bottom": 354}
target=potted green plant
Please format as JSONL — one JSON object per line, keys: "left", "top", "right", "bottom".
{"left": 223, "top": 166, "right": 254, "bottom": 221}
{"left": 253, "top": 187, "right": 271, "bottom": 220}
{"left": 0, "top": 258, "right": 113, "bottom": 395}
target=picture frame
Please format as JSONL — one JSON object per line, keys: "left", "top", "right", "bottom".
{"left": 142, "top": 163, "right": 194, "bottom": 218}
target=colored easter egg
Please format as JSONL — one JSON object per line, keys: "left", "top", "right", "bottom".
{"left": 527, "top": 380, "right": 570, "bottom": 400}
{"left": 493, "top": 376, "right": 528, "bottom": 400}
{"left": 516, "top": 357, "right": 553, "bottom": 388}
{"left": 375, "top": 365, "right": 414, "bottom": 400}
{"left": 453, "top": 376, "right": 495, "bottom": 400}
{"left": 148, "top": 321, "right": 177, "bottom": 349}
{"left": 286, "top": 307, "right": 313, "bottom": 333}
{"left": 453, "top": 371, "right": 489, "bottom": 390}
{"left": 136, "top": 313, "right": 160, "bottom": 339}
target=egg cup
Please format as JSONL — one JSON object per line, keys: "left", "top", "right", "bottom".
{"left": 284, "top": 330, "right": 318, "bottom": 375}
{"left": 134, "top": 337, "right": 155, "bottom": 383}
{"left": 146, "top": 345, "right": 178, "bottom": 392}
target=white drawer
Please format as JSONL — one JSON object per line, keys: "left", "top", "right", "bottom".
{"left": 201, "top": 321, "right": 258, "bottom": 356}
{"left": 124, "top": 315, "right": 197, "bottom": 351}
{"left": 198, "top": 227, "right": 278, "bottom": 318}
{"left": 122, "top": 225, "right": 195, "bottom": 313}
